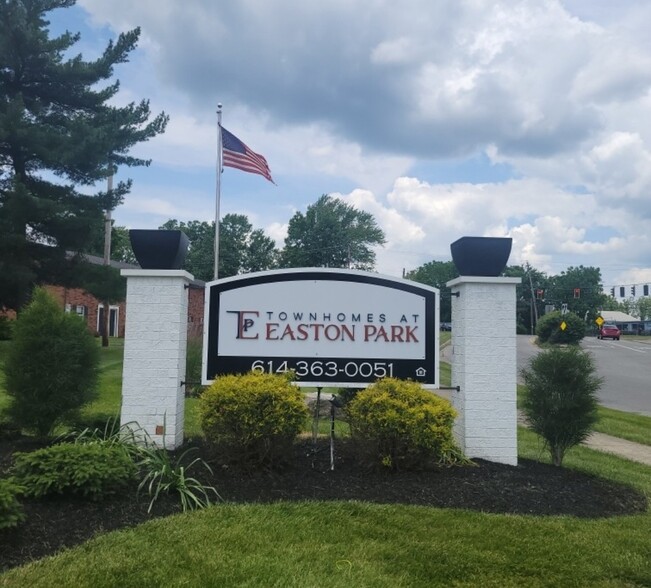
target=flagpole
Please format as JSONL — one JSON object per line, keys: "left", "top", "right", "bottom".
{"left": 214, "top": 103, "right": 223, "bottom": 280}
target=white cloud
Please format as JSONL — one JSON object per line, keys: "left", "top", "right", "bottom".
{"left": 331, "top": 176, "right": 651, "bottom": 286}
{"left": 69, "top": 0, "right": 651, "bottom": 286}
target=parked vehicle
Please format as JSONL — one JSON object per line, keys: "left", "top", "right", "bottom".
{"left": 440, "top": 322, "right": 452, "bottom": 331}
{"left": 598, "top": 323, "right": 621, "bottom": 340}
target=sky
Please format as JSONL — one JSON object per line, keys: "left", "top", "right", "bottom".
{"left": 47, "top": 0, "right": 651, "bottom": 289}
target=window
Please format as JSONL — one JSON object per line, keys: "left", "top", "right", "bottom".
{"left": 644, "top": 285, "right": 649, "bottom": 296}
{"left": 620, "top": 286, "right": 625, "bottom": 298}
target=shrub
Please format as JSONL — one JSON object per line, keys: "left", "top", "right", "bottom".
{"left": 0, "top": 478, "right": 25, "bottom": 530}
{"left": 346, "top": 378, "right": 463, "bottom": 470}
{"left": 521, "top": 346, "right": 601, "bottom": 466}
{"left": 67, "top": 417, "right": 219, "bottom": 512}
{"left": 199, "top": 372, "right": 309, "bottom": 466}
{"left": 536, "top": 310, "right": 586, "bottom": 345}
{"left": 0, "top": 315, "right": 13, "bottom": 340}
{"left": 11, "top": 442, "right": 137, "bottom": 500}
{"left": 4, "top": 288, "right": 100, "bottom": 437}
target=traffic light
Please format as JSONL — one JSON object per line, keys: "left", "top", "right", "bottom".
{"left": 573, "top": 288, "right": 580, "bottom": 299}
{"left": 610, "top": 287, "right": 615, "bottom": 297}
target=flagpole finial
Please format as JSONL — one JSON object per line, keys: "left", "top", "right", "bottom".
{"left": 217, "top": 103, "right": 222, "bottom": 112}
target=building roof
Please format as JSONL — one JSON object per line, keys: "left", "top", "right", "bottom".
{"left": 78, "top": 252, "right": 140, "bottom": 270}
{"left": 600, "top": 310, "right": 639, "bottom": 322}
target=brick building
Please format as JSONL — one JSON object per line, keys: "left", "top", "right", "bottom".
{"left": 186, "top": 283, "right": 205, "bottom": 340}
{"left": 47, "top": 284, "right": 127, "bottom": 337}
{"left": 2, "top": 253, "right": 206, "bottom": 340}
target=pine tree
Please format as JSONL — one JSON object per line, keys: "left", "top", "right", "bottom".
{"left": 0, "top": 0, "right": 168, "bottom": 310}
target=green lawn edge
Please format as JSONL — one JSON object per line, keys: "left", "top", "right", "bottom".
{"left": 2, "top": 434, "right": 651, "bottom": 587}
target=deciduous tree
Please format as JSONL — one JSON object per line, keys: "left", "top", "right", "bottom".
{"left": 281, "top": 195, "right": 385, "bottom": 270}
{"left": 160, "top": 215, "right": 278, "bottom": 281}
{"left": 405, "top": 260, "right": 458, "bottom": 322}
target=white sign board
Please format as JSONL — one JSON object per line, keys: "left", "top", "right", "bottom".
{"left": 203, "top": 269, "right": 439, "bottom": 388}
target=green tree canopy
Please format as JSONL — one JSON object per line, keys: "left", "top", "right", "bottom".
{"left": 0, "top": 0, "right": 168, "bottom": 310}
{"left": 88, "top": 222, "right": 137, "bottom": 265}
{"left": 504, "top": 263, "right": 549, "bottom": 334}
{"left": 281, "top": 194, "right": 385, "bottom": 270}
{"left": 546, "top": 266, "right": 608, "bottom": 324}
{"left": 160, "top": 214, "right": 278, "bottom": 281}
{"left": 635, "top": 297, "right": 651, "bottom": 321}
{"left": 405, "top": 260, "right": 458, "bottom": 322}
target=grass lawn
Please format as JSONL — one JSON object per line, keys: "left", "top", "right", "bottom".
{"left": 2, "top": 338, "right": 651, "bottom": 585}
{"left": 621, "top": 335, "right": 651, "bottom": 344}
{"left": 1, "top": 430, "right": 650, "bottom": 587}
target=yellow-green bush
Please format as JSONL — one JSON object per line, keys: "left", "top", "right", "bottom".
{"left": 346, "top": 378, "right": 463, "bottom": 470}
{"left": 199, "top": 372, "right": 309, "bottom": 466}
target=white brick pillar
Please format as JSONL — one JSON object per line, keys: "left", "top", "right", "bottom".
{"left": 120, "top": 269, "right": 193, "bottom": 449}
{"left": 445, "top": 276, "right": 521, "bottom": 465}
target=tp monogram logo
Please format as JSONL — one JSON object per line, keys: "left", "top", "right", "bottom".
{"left": 226, "top": 311, "right": 259, "bottom": 339}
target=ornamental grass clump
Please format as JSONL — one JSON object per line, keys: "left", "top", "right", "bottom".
{"left": 68, "top": 417, "right": 219, "bottom": 512}
{"left": 521, "top": 346, "right": 601, "bottom": 466}
{"left": 137, "top": 446, "right": 221, "bottom": 513}
{"left": 346, "top": 378, "right": 463, "bottom": 470}
{"left": 199, "top": 371, "right": 309, "bottom": 467}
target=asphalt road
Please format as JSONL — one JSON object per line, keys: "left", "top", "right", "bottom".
{"left": 517, "top": 335, "right": 651, "bottom": 417}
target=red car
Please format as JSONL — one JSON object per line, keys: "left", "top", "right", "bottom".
{"left": 598, "top": 323, "right": 621, "bottom": 340}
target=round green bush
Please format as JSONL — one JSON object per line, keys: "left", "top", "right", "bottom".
{"left": 536, "top": 310, "right": 586, "bottom": 345}
{"left": 5, "top": 288, "right": 100, "bottom": 437}
{"left": 0, "top": 478, "right": 25, "bottom": 530}
{"left": 346, "top": 378, "right": 463, "bottom": 470}
{"left": 199, "top": 372, "right": 309, "bottom": 466}
{"left": 11, "top": 442, "right": 137, "bottom": 500}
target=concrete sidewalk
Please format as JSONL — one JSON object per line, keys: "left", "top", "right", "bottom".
{"left": 582, "top": 432, "right": 651, "bottom": 467}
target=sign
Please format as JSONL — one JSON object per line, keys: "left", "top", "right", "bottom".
{"left": 202, "top": 269, "right": 439, "bottom": 388}
{"left": 595, "top": 316, "right": 604, "bottom": 327}
{"left": 560, "top": 321, "right": 567, "bottom": 331}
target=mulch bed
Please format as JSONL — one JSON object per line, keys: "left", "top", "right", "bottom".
{"left": 0, "top": 434, "right": 647, "bottom": 573}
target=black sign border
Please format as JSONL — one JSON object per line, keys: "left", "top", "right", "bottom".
{"left": 203, "top": 270, "right": 439, "bottom": 388}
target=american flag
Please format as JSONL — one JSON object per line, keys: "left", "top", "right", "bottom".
{"left": 221, "top": 126, "right": 274, "bottom": 184}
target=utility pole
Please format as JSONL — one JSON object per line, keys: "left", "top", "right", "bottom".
{"left": 526, "top": 263, "right": 539, "bottom": 334}
{"left": 102, "top": 172, "right": 113, "bottom": 348}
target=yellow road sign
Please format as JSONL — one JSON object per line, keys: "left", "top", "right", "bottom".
{"left": 560, "top": 321, "right": 567, "bottom": 331}
{"left": 595, "top": 316, "right": 604, "bottom": 326}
